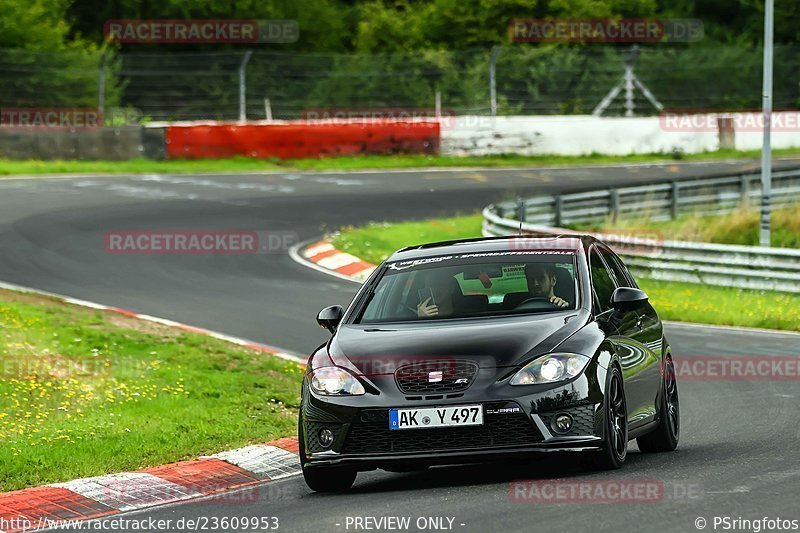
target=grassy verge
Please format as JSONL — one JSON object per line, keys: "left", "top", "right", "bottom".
{"left": 332, "top": 214, "right": 484, "bottom": 265}
{"left": 570, "top": 204, "right": 800, "bottom": 249}
{"left": 331, "top": 215, "right": 800, "bottom": 332}
{"left": 0, "top": 289, "right": 301, "bottom": 492}
{"left": 2, "top": 147, "right": 800, "bottom": 176}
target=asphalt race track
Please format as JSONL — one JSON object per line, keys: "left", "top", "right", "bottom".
{"left": 1, "top": 159, "right": 799, "bottom": 533}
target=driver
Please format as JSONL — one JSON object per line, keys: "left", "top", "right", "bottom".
{"left": 416, "top": 270, "right": 458, "bottom": 318}
{"left": 525, "top": 263, "right": 569, "bottom": 309}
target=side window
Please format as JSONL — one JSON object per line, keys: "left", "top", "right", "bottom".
{"left": 361, "top": 276, "right": 394, "bottom": 321}
{"left": 600, "top": 246, "right": 636, "bottom": 288}
{"left": 589, "top": 247, "right": 616, "bottom": 313}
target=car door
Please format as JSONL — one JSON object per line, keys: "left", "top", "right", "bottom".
{"left": 601, "top": 247, "right": 663, "bottom": 425}
{"left": 589, "top": 245, "right": 660, "bottom": 429}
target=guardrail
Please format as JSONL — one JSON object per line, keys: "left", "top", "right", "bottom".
{"left": 494, "top": 169, "right": 800, "bottom": 227}
{"left": 482, "top": 169, "right": 800, "bottom": 293}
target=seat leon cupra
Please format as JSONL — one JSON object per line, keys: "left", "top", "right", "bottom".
{"left": 299, "top": 235, "right": 679, "bottom": 491}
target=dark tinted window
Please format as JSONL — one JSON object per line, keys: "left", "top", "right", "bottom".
{"left": 355, "top": 254, "right": 577, "bottom": 324}
{"left": 600, "top": 246, "right": 635, "bottom": 288}
{"left": 589, "top": 247, "right": 616, "bottom": 313}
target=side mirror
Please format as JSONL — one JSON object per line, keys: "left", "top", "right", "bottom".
{"left": 317, "top": 305, "right": 344, "bottom": 333}
{"left": 610, "top": 287, "right": 648, "bottom": 312}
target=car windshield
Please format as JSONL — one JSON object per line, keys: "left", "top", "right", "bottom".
{"left": 355, "top": 252, "right": 578, "bottom": 324}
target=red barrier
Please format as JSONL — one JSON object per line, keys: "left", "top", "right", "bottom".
{"left": 164, "top": 121, "right": 440, "bottom": 159}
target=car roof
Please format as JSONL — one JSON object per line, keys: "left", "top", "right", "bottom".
{"left": 386, "top": 234, "right": 597, "bottom": 263}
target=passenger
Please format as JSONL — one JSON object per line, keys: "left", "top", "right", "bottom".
{"left": 525, "top": 263, "right": 569, "bottom": 309}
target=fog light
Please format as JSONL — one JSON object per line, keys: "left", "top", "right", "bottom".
{"left": 553, "top": 413, "right": 573, "bottom": 433}
{"left": 319, "top": 428, "right": 335, "bottom": 448}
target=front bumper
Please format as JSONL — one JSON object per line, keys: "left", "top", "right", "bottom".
{"left": 305, "top": 440, "right": 603, "bottom": 470}
{"left": 301, "top": 371, "right": 605, "bottom": 470}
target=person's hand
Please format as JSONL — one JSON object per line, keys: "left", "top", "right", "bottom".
{"left": 549, "top": 295, "right": 568, "bottom": 308}
{"left": 417, "top": 297, "right": 439, "bottom": 317}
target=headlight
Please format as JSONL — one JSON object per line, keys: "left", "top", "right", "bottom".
{"left": 510, "top": 353, "right": 591, "bottom": 385}
{"left": 309, "top": 366, "right": 366, "bottom": 396}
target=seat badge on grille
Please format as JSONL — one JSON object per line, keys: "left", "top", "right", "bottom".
{"left": 428, "top": 371, "right": 443, "bottom": 383}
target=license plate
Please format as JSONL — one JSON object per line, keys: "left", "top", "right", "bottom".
{"left": 389, "top": 405, "right": 483, "bottom": 430}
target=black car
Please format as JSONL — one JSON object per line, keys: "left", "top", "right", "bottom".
{"left": 299, "top": 235, "right": 679, "bottom": 492}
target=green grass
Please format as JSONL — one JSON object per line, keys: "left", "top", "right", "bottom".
{"left": 2, "top": 147, "right": 800, "bottom": 176}
{"left": 571, "top": 203, "right": 800, "bottom": 249}
{"left": 332, "top": 215, "right": 800, "bottom": 332}
{"left": 332, "top": 214, "right": 484, "bottom": 264}
{"left": 634, "top": 279, "right": 800, "bottom": 331}
{"left": 0, "top": 290, "right": 301, "bottom": 492}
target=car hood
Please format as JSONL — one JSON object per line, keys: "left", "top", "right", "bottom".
{"left": 328, "top": 310, "right": 590, "bottom": 372}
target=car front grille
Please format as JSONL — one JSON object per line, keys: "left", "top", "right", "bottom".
{"left": 394, "top": 359, "right": 479, "bottom": 395}
{"left": 341, "top": 403, "right": 542, "bottom": 455}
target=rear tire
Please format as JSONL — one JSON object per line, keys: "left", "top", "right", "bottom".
{"left": 637, "top": 356, "right": 680, "bottom": 453}
{"left": 299, "top": 416, "right": 357, "bottom": 492}
{"left": 586, "top": 365, "right": 628, "bottom": 470}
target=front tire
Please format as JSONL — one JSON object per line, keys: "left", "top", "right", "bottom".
{"left": 298, "top": 417, "right": 357, "bottom": 492}
{"left": 587, "top": 365, "right": 628, "bottom": 470}
{"left": 637, "top": 356, "right": 680, "bottom": 453}
{"left": 302, "top": 464, "right": 357, "bottom": 492}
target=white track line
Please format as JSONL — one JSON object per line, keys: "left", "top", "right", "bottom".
{"left": 207, "top": 445, "right": 301, "bottom": 480}
{"left": 0, "top": 280, "right": 306, "bottom": 363}
{"left": 52, "top": 473, "right": 195, "bottom": 512}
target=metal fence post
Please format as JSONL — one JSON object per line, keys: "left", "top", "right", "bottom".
{"left": 264, "top": 98, "right": 273, "bottom": 121}
{"left": 238, "top": 50, "right": 253, "bottom": 122}
{"left": 670, "top": 181, "right": 679, "bottom": 219}
{"left": 554, "top": 196, "right": 563, "bottom": 227}
{"left": 740, "top": 174, "right": 750, "bottom": 207}
{"left": 609, "top": 189, "right": 620, "bottom": 221}
{"left": 98, "top": 52, "right": 106, "bottom": 124}
{"left": 760, "top": 0, "right": 774, "bottom": 247}
{"left": 517, "top": 198, "right": 526, "bottom": 223}
{"left": 623, "top": 62, "right": 635, "bottom": 117}
{"left": 489, "top": 46, "right": 501, "bottom": 118}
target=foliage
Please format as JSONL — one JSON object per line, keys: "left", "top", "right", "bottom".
{"left": 2, "top": 0, "right": 797, "bottom": 118}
